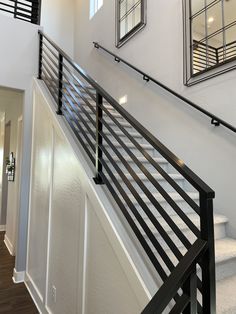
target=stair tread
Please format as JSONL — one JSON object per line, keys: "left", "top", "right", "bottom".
{"left": 216, "top": 275, "right": 236, "bottom": 314}
{"left": 103, "top": 129, "right": 142, "bottom": 138}
{"left": 104, "top": 141, "right": 154, "bottom": 150}
{"left": 143, "top": 213, "right": 228, "bottom": 235}
{"left": 128, "top": 191, "right": 199, "bottom": 204}
{"left": 118, "top": 173, "right": 184, "bottom": 181}
{"left": 111, "top": 156, "right": 168, "bottom": 164}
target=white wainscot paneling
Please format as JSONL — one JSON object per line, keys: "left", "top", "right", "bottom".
{"left": 46, "top": 127, "right": 82, "bottom": 314}
{"left": 26, "top": 99, "right": 52, "bottom": 302}
{"left": 83, "top": 196, "right": 143, "bottom": 314}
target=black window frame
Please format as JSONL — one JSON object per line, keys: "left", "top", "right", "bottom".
{"left": 116, "top": 0, "right": 147, "bottom": 48}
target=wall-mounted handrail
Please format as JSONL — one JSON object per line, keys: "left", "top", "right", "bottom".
{"left": 93, "top": 42, "right": 236, "bottom": 134}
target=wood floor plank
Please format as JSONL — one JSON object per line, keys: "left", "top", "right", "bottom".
{"left": 0, "top": 232, "right": 38, "bottom": 313}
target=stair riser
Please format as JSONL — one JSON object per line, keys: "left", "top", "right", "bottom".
{"left": 81, "top": 125, "right": 146, "bottom": 146}
{"left": 124, "top": 199, "right": 198, "bottom": 219}
{"left": 197, "top": 258, "right": 236, "bottom": 282}
{"left": 101, "top": 133, "right": 145, "bottom": 144}
{"left": 108, "top": 160, "right": 170, "bottom": 173}
{"left": 83, "top": 117, "right": 134, "bottom": 130}
{"left": 104, "top": 146, "right": 156, "bottom": 158}
{"left": 116, "top": 177, "right": 186, "bottom": 194}
{"left": 216, "top": 258, "right": 236, "bottom": 281}
{"left": 84, "top": 142, "right": 156, "bottom": 158}
{"left": 73, "top": 103, "right": 124, "bottom": 121}
{"left": 144, "top": 222, "right": 227, "bottom": 251}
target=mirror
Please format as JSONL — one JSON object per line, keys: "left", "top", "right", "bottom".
{"left": 190, "top": 0, "right": 236, "bottom": 75}
{"left": 116, "top": 0, "right": 146, "bottom": 48}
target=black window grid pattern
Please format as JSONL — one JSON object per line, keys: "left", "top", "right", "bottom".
{"left": 116, "top": 0, "right": 146, "bottom": 48}
{"left": 190, "top": 0, "right": 236, "bottom": 76}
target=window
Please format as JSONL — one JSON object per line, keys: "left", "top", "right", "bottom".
{"left": 90, "top": 0, "right": 103, "bottom": 19}
{"left": 116, "top": 0, "right": 146, "bottom": 48}
{"left": 183, "top": 0, "right": 236, "bottom": 85}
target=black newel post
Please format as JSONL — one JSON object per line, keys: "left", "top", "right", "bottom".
{"left": 200, "top": 194, "right": 216, "bottom": 314}
{"left": 14, "top": 0, "right": 17, "bottom": 19}
{"left": 57, "top": 53, "right": 63, "bottom": 115}
{"left": 94, "top": 92, "right": 104, "bottom": 184}
{"left": 38, "top": 32, "right": 43, "bottom": 80}
{"left": 183, "top": 267, "right": 197, "bottom": 313}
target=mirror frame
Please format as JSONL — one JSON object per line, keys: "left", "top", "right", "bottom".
{"left": 116, "top": 0, "right": 147, "bottom": 48}
{"left": 183, "top": 0, "right": 236, "bottom": 86}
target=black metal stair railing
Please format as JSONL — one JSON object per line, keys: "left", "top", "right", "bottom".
{"left": 93, "top": 42, "right": 236, "bottom": 134}
{"left": 0, "top": 0, "right": 41, "bottom": 24}
{"left": 38, "top": 31, "right": 216, "bottom": 314}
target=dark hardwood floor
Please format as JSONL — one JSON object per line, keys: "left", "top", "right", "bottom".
{"left": 0, "top": 232, "right": 38, "bottom": 313}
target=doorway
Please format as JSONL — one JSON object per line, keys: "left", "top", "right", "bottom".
{"left": 1, "top": 121, "right": 11, "bottom": 229}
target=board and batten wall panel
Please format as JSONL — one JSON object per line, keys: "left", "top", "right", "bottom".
{"left": 26, "top": 80, "right": 149, "bottom": 314}
{"left": 84, "top": 197, "right": 142, "bottom": 314}
{"left": 46, "top": 127, "right": 82, "bottom": 314}
{"left": 26, "top": 96, "right": 52, "bottom": 301}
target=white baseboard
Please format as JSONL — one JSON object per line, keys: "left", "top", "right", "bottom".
{"left": 0, "top": 225, "right": 6, "bottom": 231}
{"left": 12, "top": 268, "right": 25, "bottom": 283}
{"left": 4, "top": 234, "right": 14, "bottom": 256}
{"left": 25, "top": 272, "right": 48, "bottom": 314}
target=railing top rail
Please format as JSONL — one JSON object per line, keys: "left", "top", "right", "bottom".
{"left": 39, "top": 31, "right": 215, "bottom": 197}
{"left": 141, "top": 239, "right": 207, "bottom": 314}
{"left": 93, "top": 42, "right": 236, "bottom": 134}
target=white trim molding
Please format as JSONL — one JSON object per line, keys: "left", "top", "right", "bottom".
{"left": 0, "top": 225, "right": 6, "bottom": 231}
{"left": 25, "top": 272, "right": 48, "bottom": 314}
{"left": 12, "top": 268, "right": 25, "bottom": 283}
{"left": 4, "top": 234, "right": 14, "bottom": 255}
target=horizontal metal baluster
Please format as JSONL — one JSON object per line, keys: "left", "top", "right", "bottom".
{"left": 42, "top": 61, "right": 58, "bottom": 86}
{"left": 99, "top": 164, "right": 170, "bottom": 280}
{"left": 42, "top": 55, "right": 59, "bottom": 78}
{"left": 101, "top": 104, "right": 200, "bottom": 216}
{"left": 100, "top": 144, "right": 181, "bottom": 266}
{"left": 42, "top": 41, "right": 59, "bottom": 60}
{"left": 62, "top": 97, "right": 96, "bottom": 153}
{"left": 41, "top": 71, "right": 58, "bottom": 103}
{"left": 100, "top": 130, "right": 192, "bottom": 250}
{"left": 62, "top": 96, "right": 96, "bottom": 145}
{"left": 42, "top": 48, "right": 58, "bottom": 69}
{"left": 62, "top": 63, "right": 96, "bottom": 102}
{"left": 169, "top": 294, "right": 190, "bottom": 314}
{"left": 100, "top": 114, "right": 200, "bottom": 237}
{"left": 62, "top": 71, "right": 97, "bottom": 115}
{"left": 63, "top": 84, "right": 96, "bottom": 128}
{"left": 62, "top": 109, "right": 96, "bottom": 165}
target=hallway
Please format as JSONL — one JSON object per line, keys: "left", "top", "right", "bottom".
{"left": 0, "top": 232, "right": 38, "bottom": 313}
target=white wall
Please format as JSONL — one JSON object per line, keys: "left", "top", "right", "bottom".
{"left": 74, "top": 0, "right": 236, "bottom": 237}
{"left": 41, "top": 0, "right": 75, "bottom": 57}
{"left": 0, "top": 87, "right": 23, "bottom": 255}
{"left": 26, "top": 80, "right": 150, "bottom": 314}
{"left": 0, "top": 14, "right": 39, "bottom": 271}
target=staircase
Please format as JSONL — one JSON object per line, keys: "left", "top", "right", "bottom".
{"left": 38, "top": 31, "right": 236, "bottom": 313}
{"left": 66, "top": 85, "right": 236, "bottom": 313}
